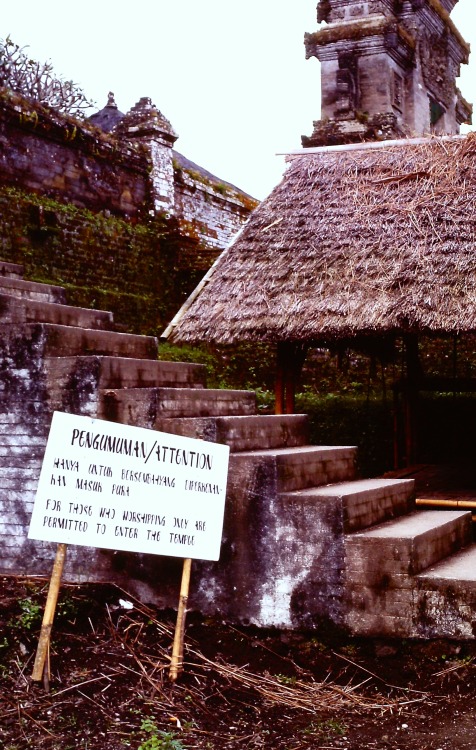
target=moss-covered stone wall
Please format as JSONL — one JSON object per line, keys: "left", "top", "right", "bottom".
{"left": 0, "top": 185, "right": 205, "bottom": 335}
{"left": 0, "top": 89, "right": 258, "bottom": 334}
{"left": 0, "top": 90, "right": 149, "bottom": 217}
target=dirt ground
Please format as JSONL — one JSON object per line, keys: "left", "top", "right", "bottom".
{"left": 1, "top": 576, "right": 476, "bottom": 750}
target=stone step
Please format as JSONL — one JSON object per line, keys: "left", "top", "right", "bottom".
{"left": 345, "top": 510, "right": 472, "bottom": 589}
{"left": 46, "top": 357, "right": 207, "bottom": 413}
{"left": 343, "top": 510, "right": 473, "bottom": 637}
{"left": 415, "top": 545, "right": 476, "bottom": 638}
{"left": 0, "top": 276, "right": 67, "bottom": 304}
{"left": 281, "top": 477, "right": 415, "bottom": 533}
{"left": 418, "top": 544, "right": 476, "bottom": 588}
{"left": 152, "top": 414, "right": 309, "bottom": 452}
{"left": 0, "top": 293, "right": 114, "bottom": 330}
{"left": 21, "top": 322, "right": 159, "bottom": 359}
{"left": 99, "top": 386, "right": 256, "bottom": 426}
{"left": 231, "top": 445, "right": 357, "bottom": 490}
{"left": 0, "top": 261, "right": 23, "bottom": 279}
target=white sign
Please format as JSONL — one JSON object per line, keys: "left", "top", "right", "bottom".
{"left": 28, "top": 411, "right": 230, "bottom": 561}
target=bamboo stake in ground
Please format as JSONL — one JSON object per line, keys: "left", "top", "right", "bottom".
{"left": 169, "top": 557, "right": 192, "bottom": 682}
{"left": 31, "top": 542, "right": 67, "bottom": 686}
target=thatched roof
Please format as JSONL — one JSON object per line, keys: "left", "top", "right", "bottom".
{"left": 163, "top": 134, "right": 476, "bottom": 346}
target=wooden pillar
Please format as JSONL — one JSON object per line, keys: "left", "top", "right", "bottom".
{"left": 275, "top": 343, "right": 286, "bottom": 415}
{"left": 393, "top": 384, "right": 401, "bottom": 470}
{"left": 275, "top": 342, "right": 308, "bottom": 415}
{"left": 404, "top": 334, "right": 420, "bottom": 466}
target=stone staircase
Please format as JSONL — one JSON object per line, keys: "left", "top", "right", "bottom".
{"left": 1, "top": 259, "right": 475, "bottom": 638}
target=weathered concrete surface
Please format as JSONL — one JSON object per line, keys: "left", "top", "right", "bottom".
{"left": 188, "top": 445, "right": 358, "bottom": 629}
{"left": 344, "top": 510, "right": 473, "bottom": 637}
{"left": 416, "top": 546, "right": 476, "bottom": 638}
{"left": 29, "top": 323, "right": 158, "bottom": 359}
{"left": 154, "top": 414, "right": 310, "bottom": 452}
{"left": 0, "top": 276, "right": 67, "bottom": 304}
{"left": 46, "top": 356, "right": 206, "bottom": 398}
{"left": 0, "top": 293, "right": 114, "bottom": 330}
{"left": 0, "top": 261, "right": 23, "bottom": 278}
{"left": 101, "top": 387, "right": 256, "bottom": 423}
{"left": 299, "top": 477, "right": 415, "bottom": 532}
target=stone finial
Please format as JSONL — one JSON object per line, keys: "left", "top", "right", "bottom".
{"left": 115, "top": 97, "right": 178, "bottom": 145}
{"left": 87, "top": 92, "right": 125, "bottom": 133}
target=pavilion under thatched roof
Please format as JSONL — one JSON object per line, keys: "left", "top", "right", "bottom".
{"left": 164, "top": 134, "right": 476, "bottom": 347}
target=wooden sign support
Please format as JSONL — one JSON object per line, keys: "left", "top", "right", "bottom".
{"left": 27, "top": 412, "right": 230, "bottom": 688}
{"left": 31, "top": 543, "right": 67, "bottom": 689}
{"left": 169, "top": 557, "right": 192, "bottom": 682}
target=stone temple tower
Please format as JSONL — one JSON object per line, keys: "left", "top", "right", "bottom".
{"left": 303, "top": 0, "right": 472, "bottom": 147}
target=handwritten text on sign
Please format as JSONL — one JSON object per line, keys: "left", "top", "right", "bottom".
{"left": 28, "top": 412, "right": 230, "bottom": 561}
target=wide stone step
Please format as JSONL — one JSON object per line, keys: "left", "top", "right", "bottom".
{"left": 282, "top": 477, "right": 415, "bottom": 533}
{"left": 345, "top": 510, "right": 472, "bottom": 588}
{"left": 46, "top": 357, "right": 207, "bottom": 413}
{"left": 231, "top": 445, "right": 357, "bottom": 490}
{"left": 0, "top": 293, "right": 114, "bottom": 330}
{"left": 26, "top": 323, "right": 159, "bottom": 359}
{"left": 0, "top": 261, "right": 23, "bottom": 279}
{"left": 153, "top": 414, "right": 309, "bottom": 452}
{"left": 418, "top": 544, "right": 476, "bottom": 588}
{"left": 414, "top": 545, "right": 476, "bottom": 638}
{"left": 343, "top": 510, "right": 473, "bottom": 637}
{"left": 0, "top": 276, "right": 67, "bottom": 304}
{"left": 99, "top": 387, "right": 255, "bottom": 426}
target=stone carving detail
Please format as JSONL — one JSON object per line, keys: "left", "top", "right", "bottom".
{"left": 317, "top": 0, "right": 331, "bottom": 23}
{"left": 419, "top": 30, "right": 454, "bottom": 108}
{"left": 335, "top": 54, "right": 359, "bottom": 118}
{"left": 304, "top": 0, "right": 470, "bottom": 144}
{"left": 392, "top": 71, "right": 404, "bottom": 111}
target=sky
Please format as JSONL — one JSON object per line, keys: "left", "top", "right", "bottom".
{"left": 2, "top": 1, "right": 476, "bottom": 200}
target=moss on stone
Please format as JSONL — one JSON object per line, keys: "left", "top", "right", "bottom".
{"left": 0, "top": 185, "right": 211, "bottom": 336}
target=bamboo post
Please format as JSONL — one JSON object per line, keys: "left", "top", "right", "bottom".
{"left": 31, "top": 543, "right": 67, "bottom": 685}
{"left": 169, "top": 557, "right": 192, "bottom": 682}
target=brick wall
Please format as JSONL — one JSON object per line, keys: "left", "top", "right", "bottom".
{"left": 175, "top": 169, "right": 254, "bottom": 252}
{"left": 0, "top": 185, "right": 194, "bottom": 335}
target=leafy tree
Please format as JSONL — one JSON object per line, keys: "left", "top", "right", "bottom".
{"left": 0, "top": 35, "right": 94, "bottom": 117}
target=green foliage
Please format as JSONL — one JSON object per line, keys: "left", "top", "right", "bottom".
{"left": 158, "top": 341, "right": 276, "bottom": 391}
{"left": 8, "top": 587, "right": 83, "bottom": 636}
{"left": 15, "top": 596, "right": 42, "bottom": 630}
{"left": 275, "top": 673, "right": 297, "bottom": 686}
{"left": 138, "top": 719, "right": 187, "bottom": 750}
{"left": 296, "top": 391, "right": 393, "bottom": 476}
{"left": 302, "top": 718, "right": 348, "bottom": 739}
